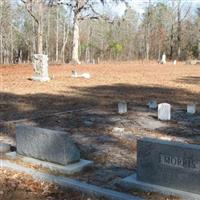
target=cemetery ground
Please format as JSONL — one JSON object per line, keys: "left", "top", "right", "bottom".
{"left": 0, "top": 61, "right": 200, "bottom": 200}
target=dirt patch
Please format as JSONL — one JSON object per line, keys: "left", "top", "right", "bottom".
{"left": 0, "top": 169, "right": 106, "bottom": 200}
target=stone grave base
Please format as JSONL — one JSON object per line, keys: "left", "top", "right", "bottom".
{"left": 1, "top": 159, "right": 139, "bottom": 200}
{"left": 119, "top": 174, "right": 200, "bottom": 200}
{"left": 6, "top": 152, "right": 93, "bottom": 175}
{"left": 32, "top": 76, "right": 50, "bottom": 82}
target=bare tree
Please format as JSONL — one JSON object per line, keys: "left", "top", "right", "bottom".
{"left": 50, "top": 0, "right": 126, "bottom": 64}
{"left": 21, "top": 0, "right": 45, "bottom": 54}
{"left": 197, "top": 8, "right": 200, "bottom": 59}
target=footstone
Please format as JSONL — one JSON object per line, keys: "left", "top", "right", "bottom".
{"left": 16, "top": 125, "right": 80, "bottom": 165}
{"left": 0, "top": 143, "right": 11, "bottom": 153}
{"left": 118, "top": 101, "right": 127, "bottom": 114}
{"left": 187, "top": 104, "right": 196, "bottom": 114}
{"left": 137, "top": 138, "right": 200, "bottom": 195}
{"left": 158, "top": 103, "right": 171, "bottom": 121}
{"left": 32, "top": 54, "right": 50, "bottom": 81}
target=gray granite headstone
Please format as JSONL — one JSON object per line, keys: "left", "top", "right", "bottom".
{"left": 137, "top": 138, "right": 200, "bottom": 194}
{"left": 32, "top": 54, "right": 50, "bottom": 81}
{"left": 16, "top": 125, "right": 80, "bottom": 165}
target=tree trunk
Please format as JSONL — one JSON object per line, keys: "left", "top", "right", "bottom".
{"left": 37, "top": 1, "right": 43, "bottom": 54}
{"left": 46, "top": 8, "right": 50, "bottom": 56}
{"left": 71, "top": 14, "right": 80, "bottom": 64}
{"left": 198, "top": 38, "right": 200, "bottom": 59}
{"left": 56, "top": 5, "right": 59, "bottom": 62}
{"left": 0, "top": 1, "right": 2, "bottom": 64}
{"left": 10, "top": 25, "right": 13, "bottom": 63}
{"left": 177, "top": 1, "right": 181, "bottom": 60}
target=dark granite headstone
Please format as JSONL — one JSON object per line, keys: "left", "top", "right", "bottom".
{"left": 16, "top": 125, "right": 80, "bottom": 165}
{"left": 137, "top": 138, "right": 200, "bottom": 194}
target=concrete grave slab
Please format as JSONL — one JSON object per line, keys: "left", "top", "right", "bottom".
{"left": 120, "top": 174, "right": 200, "bottom": 200}
{"left": 6, "top": 151, "right": 93, "bottom": 175}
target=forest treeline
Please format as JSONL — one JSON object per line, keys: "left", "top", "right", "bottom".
{"left": 0, "top": 0, "right": 200, "bottom": 64}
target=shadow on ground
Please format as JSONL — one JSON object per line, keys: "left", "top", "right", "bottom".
{"left": 175, "top": 76, "right": 200, "bottom": 85}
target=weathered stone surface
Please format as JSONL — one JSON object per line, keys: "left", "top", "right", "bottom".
{"left": 137, "top": 138, "right": 200, "bottom": 194}
{"left": 158, "top": 103, "right": 171, "bottom": 121}
{"left": 0, "top": 143, "right": 11, "bottom": 153}
{"left": 32, "top": 54, "right": 50, "bottom": 82}
{"left": 118, "top": 101, "right": 127, "bottom": 114}
{"left": 16, "top": 125, "right": 80, "bottom": 165}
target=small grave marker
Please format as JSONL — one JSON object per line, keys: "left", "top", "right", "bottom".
{"left": 187, "top": 104, "right": 196, "bottom": 114}
{"left": 158, "top": 103, "right": 171, "bottom": 121}
{"left": 147, "top": 100, "right": 157, "bottom": 109}
{"left": 118, "top": 101, "right": 127, "bottom": 114}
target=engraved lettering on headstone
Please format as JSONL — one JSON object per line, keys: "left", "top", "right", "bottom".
{"left": 159, "top": 153, "right": 200, "bottom": 170}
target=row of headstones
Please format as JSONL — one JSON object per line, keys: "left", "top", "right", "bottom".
{"left": 118, "top": 101, "right": 197, "bottom": 120}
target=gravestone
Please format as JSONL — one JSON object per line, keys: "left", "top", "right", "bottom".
{"left": 147, "top": 100, "right": 157, "bottom": 109}
{"left": 16, "top": 125, "right": 80, "bottom": 165}
{"left": 158, "top": 103, "right": 171, "bottom": 121}
{"left": 118, "top": 101, "right": 127, "bottom": 114}
{"left": 161, "top": 53, "right": 166, "bottom": 64}
{"left": 187, "top": 104, "right": 196, "bottom": 114}
{"left": 32, "top": 54, "right": 50, "bottom": 81}
{"left": 173, "top": 60, "right": 177, "bottom": 65}
{"left": 137, "top": 138, "right": 200, "bottom": 194}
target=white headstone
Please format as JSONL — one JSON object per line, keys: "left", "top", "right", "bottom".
{"left": 173, "top": 60, "right": 177, "bottom": 65}
{"left": 158, "top": 103, "right": 171, "bottom": 121}
{"left": 32, "top": 54, "right": 49, "bottom": 81}
{"left": 118, "top": 101, "right": 127, "bottom": 114}
{"left": 187, "top": 104, "right": 196, "bottom": 114}
{"left": 161, "top": 53, "right": 166, "bottom": 64}
{"left": 147, "top": 100, "right": 157, "bottom": 109}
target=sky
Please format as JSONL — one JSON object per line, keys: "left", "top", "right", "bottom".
{"left": 105, "top": 0, "right": 200, "bottom": 16}
{"left": 13, "top": 0, "right": 200, "bottom": 17}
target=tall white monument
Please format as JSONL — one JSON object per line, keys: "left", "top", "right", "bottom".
{"left": 32, "top": 54, "right": 50, "bottom": 82}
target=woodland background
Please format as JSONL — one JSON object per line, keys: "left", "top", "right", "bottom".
{"left": 0, "top": 0, "right": 200, "bottom": 64}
